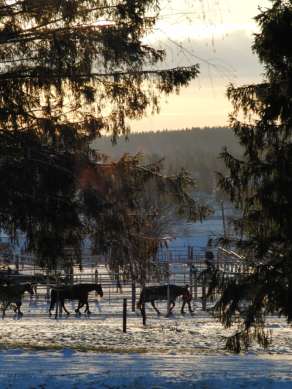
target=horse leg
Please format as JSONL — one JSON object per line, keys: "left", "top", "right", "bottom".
{"left": 79, "top": 296, "right": 91, "bottom": 315}
{"left": 33, "top": 285, "right": 38, "bottom": 299}
{"left": 181, "top": 301, "right": 186, "bottom": 315}
{"left": 137, "top": 300, "right": 142, "bottom": 314}
{"left": 141, "top": 303, "right": 146, "bottom": 325}
{"left": 84, "top": 300, "right": 91, "bottom": 315}
{"left": 75, "top": 301, "right": 84, "bottom": 315}
{"left": 151, "top": 300, "right": 161, "bottom": 316}
{"left": 75, "top": 301, "right": 81, "bottom": 314}
{"left": 16, "top": 302, "right": 23, "bottom": 317}
{"left": 80, "top": 299, "right": 87, "bottom": 314}
{"left": 167, "top": 301, "right": 175, "bottom": 317}
{"left": 187, "top": 301, "right": 194, "bottom": 315}
{"left": 49, "top": 296, "right": 55, "bottom": 316}
{"left": 2, "top": 302, "right": 9, "bottom": 319}
{"left": 62, "top": 300, "right": 70, "bottom": 315}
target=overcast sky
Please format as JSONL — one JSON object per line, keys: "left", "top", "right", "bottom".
{"left": 131, "top": 0, "right": 270, "bottom": 132}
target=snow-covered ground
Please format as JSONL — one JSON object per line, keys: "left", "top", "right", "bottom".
{"left": 0, "top": 301, "right": 292, "bottom": 387}
{"left": 1, "top": 310, "right": 292, "bottom": 355}
{"left": 0, "top": 265, "right": 291, "bottom": 387}
{"left": 1, "top": 349, "right": 292, "bottom": 388}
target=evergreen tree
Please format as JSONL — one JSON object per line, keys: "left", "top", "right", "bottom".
{"left": 0, "top": 1, "right": 201, "bottom": 267}
{"left": 210, "top": 0, "right": 292, "bottom": 352}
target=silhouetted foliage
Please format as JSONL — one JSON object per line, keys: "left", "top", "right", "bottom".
{"left": 0, "top": 0, "right": 202, "bottom": 269}
{"left": 78, "top": 153, "right": 210, "bottom": 279}
{"left": 210, "top": 0, "right": 292, "bottom": 352}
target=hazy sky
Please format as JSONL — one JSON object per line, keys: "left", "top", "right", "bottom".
{"left": 131, "top": 0, "right": 270, "bottom": 132}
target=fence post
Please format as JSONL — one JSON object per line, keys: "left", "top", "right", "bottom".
{"left": 59, "top": 287, "right": 63, "bottom": 316}
{"left": 46, "top": 285, "right": 50, "bottom": 302}
{"left": 142, "top": 302, "right": 146, "bottom": 326}
{"left": 167, "top": 281, "right": 170, "bottom": 316}
{"left": 46, "top": 269, "right": 50, "bottom": 301}
{"left": 55, "top": 289, "right": 59, "bottom": 319}
{"left": 202, "top": 275, "right": 207, "bottom": 311}
{"left": 188, "top": 246, "right": 194, "bottom": 299}
{"left": 55, "top": 276, "right": 63, "bottom": 319}
{"left": 123, "top": 298, "right": 127, "bottom": 333}
{"left": 15, "top": 255, "right": 19, "bottom": 272}
{"left": 193, "top": 269, "right": 198, "bottom": 300}
{"left": 189, "top": 264, "right": 193, "bottom": 299}
{"left": 131, "top": 282, "right": 136, "bottom": 312}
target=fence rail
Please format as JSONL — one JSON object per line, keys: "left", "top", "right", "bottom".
{"left": 0, "top": 245, "right": 251, "bottom": 320}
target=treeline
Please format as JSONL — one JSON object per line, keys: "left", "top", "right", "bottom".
{"left": 93, "top": 127, "right": 242, "bottom": 193}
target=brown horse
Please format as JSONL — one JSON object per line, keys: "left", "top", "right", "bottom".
{"left": 49, "top": 283, "right": 103, "bottom": 316}
{"left": 137, "top": 284, "right": 193, "bottom": 321}
{"left": 0, "top": 283, "right": 34, "bottom": 318}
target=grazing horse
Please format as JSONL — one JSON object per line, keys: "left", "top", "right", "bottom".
{"left": 49, "top": 283, "right": 103, "bottom": 316}
{"left": 0, "top": 283, "right": 34, "bottom": 318}
{"left": 137, "top": 284, "right": 193, "bottom": 320}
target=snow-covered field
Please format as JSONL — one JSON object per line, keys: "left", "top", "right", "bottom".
{"left": 1, "top": 349, "right": 292, "bottom": 388}
{"left": 1, "top": 309, "right": 292, "bottom": 355}
{"left": 0, "top": 264, "right": 291, "bottom": 387}
{"left": 0, "top": 300, "right": 292, "bottom": 388}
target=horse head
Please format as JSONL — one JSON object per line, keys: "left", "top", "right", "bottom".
{"left": 95, "top": 284, "right": 103, "bottom": 297}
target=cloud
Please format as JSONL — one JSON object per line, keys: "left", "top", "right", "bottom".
{"left": 132, "top": 30, "right": 265, "bottom": 131}
{"left": 157, "top": 29, "right": 263, "bottom": 85}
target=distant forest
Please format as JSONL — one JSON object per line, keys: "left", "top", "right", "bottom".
{"left": 93, "top": 127, "right": 242, "bottom": 193}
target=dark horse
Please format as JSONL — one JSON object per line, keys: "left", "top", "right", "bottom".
{"left": 49, "top": 283, "right": 103, "bottom": 316}
{"left": 0, "top": 283, "right": 34, "bottom": 318}
{"left": 137, "top": 284, "right": 193, "bottom": 320}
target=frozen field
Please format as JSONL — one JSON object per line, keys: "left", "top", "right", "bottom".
{"left": 1, "top": 349, "right": 292, "bottom": 388}
{"left": 0, "top": 302, "right": 292, "bottom": 387}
